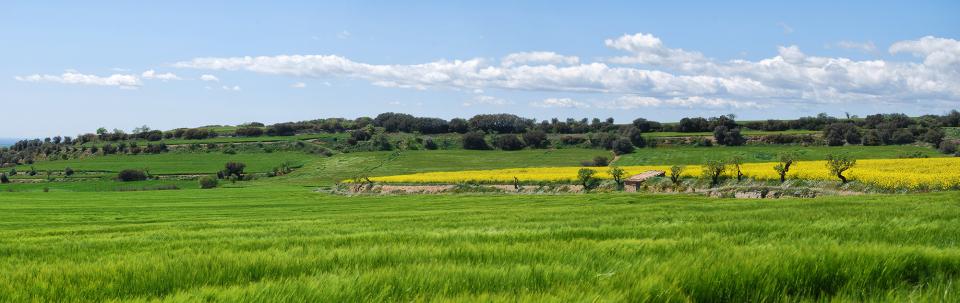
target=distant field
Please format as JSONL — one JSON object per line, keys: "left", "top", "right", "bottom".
{"left": 15, "top": 151, "right": 317, "bottom": 175}
{"left": 286, "top": 148, "right": 611, "bottom": 186}
{"left": 0, "top": 190, "right": 957, "bottom": 301}
{"left": 79, "top": 133, "right": 346, "bottom": 147}
{"left": 614, "top": 145, "right": 946, "bottom": 165}
{"left": 645, "top": 129, "right": 819, "bottom": 137}
{"left": 0, "top": 179, "right": 198, "bottom": 192}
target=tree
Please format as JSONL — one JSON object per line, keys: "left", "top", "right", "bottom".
{"left": 462, "top": 131, "right": 489, "bottom": 150}
{"left": 773, "top": 152, "right": 797, "bottom": 183}
{"left": 448, "top": 118, "right": 469, "bottom": 134}
{"left": 609, "top": 166, "right": 626, "bottom": 190}
{"left": 235, "top": 127, "right": 264, "bottom": 137}
{"left": 117, "top": 169, "right": 147, "bottom": 182}
{"left": 493, "top": 134, "right": 525, "bottom": 151}
{"left": 825, "top": 153, "right": 856, "bottom": 184}
{"left": 577, "top": 168, "right": 599, "bottom": 191}
{"left": 224, "top": 162, "right": 246, "bottom": 179}
{"left": 729, "top": 155, "right": 744, "bottom": 181}
{"left": 621, "top": 126, "right": 646, "bottom": 147}
{"left": 702, "top": 160, "right": 726, "bottom": 186}
{"left": 713, "top": 126, "right": 746, "bottom": 146}
{"left": 669, "top": 165, "right": 684, "bottom": 186}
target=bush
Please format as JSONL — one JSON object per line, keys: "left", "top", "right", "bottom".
{"left": 922, "top": 128, "right": 945, "bottom": 146}
{"left": 199, "top": 176, "right": 219, "bottom": 189}
{"left": 522, "top": 130, "right": 549, "bottom": 148}
{"left": 611, "top": 139, "right": 634, "bottom": 155}
{"left": 493, "top": 134, "right": 525, "bottom": 151}
{"left": 462, "top": 131, "right": 489, "bottom": 150}
{"left": 117, "top": 169, "right": 147, "bottom": 182}
{"left": 591, "top": 156, "right": 609, "bottom": 167}
{"left": 0, "top": 173, "right": 8, "bottom": 184}
{"left": 265, "top": 123, "right": 297, "bottom": 136}
{"left": 694, "top": 138, "right": 713, "bottom": 147}
{"left": 891, "top": 129, "right": 916, "bottom": 144}
{"left": 701, "top": 160, "right": 726, "bottom": 186}
{"left": 423, "top": 137, "right": 438, "bottom": 150}
{"left": 940, "top": 141, "right": 958, "bottom": 155}
{"left": 235, "top": 127, "right": 264, "bottom": 137}
{"left": 713, "top": 126, "right": 746, "bottom": 146}
{"left": 224, "top": 162, "right": 246, "bottom": 178}
{"left": 560, "top": 135, "right": 587, "bottom": 146}
{"left": 64, "top": 167, "right": 74, "bottom": 176}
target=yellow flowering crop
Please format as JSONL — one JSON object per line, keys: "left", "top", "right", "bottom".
{"left": 368, "top": 157, "right": 960, "bottom": 190}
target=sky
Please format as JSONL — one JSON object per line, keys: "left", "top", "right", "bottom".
{"left": 1, "top": 1, "right": 959, "bottom": 138}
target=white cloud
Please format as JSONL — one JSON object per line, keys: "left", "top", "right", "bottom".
{"left": 833, "top": 40, "right": 877, "bottom": 53}
{"left": 199, "top": 74, "right": 219, "bottom": 82}
{"left": 502, "top": 51, "right": 579, "bottom": 67}
{"left": 291, "top": 82, "right": 307, "bottom": 88}
{"left": 15, "top": 71, "right": 141, "bottom": 88}
{"left": 141, "top": 69, "right": 182, "bottom": 81}
{"left": 600, "top": 96, "right": 765, "bottom": 109}
{"left": 890, "top": 35, "right": 960, "bottom": 68}
{"left": 604, "top": 32, "right": 707, "bottom": 68}
{"left": 222, "top": 85, "right": 241, "bottom": 91}
{"left": 463, "top": 95, "right": 508, "bottom": 107}
{"left": 337, "top": 30, "right": 351, "bottom": 39}
{"left": 530, "top": 97, "right": 590, "bottom": 109}
{"left": 173, "top": 34, "right": 960, "bottom": 108}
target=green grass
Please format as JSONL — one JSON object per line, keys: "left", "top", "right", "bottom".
{"left": 16, "top": 151, "right": 318, "bottom": 175}
{"left": 615, "top": 145, "right": 947, "bottom": 165}
{"left": 0, "top": 189, "right": 957, "bottom": 302}
{"left": 0, "top": 179, "right": 197, "bottom": 192}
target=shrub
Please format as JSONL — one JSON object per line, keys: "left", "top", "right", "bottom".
{"left": 560, "top": 135, "right": 587, "bottom": 146}
{"left": 862, "top": 130, "right": 882, "bottom": 146}
{"left": 891, "top": 129, "right": 915, "bottom": 144}
{"left": 224, "top": 162, "right": 246, "bottom": 178}
{"left": 611, "top": 139, "right": 634, "bottom": 155}
{"left": 493, "top": 134, "right": 525, "bottom": 151}
{"left": 922, "top": 128, "right": 945, "bottom": 146}
{"left": 577, "top": 168, "right": 599, "bottom": 191}
{"left": 0, "top": 173, "right": 8, "bottom": 184}
{"left": 371, "top": 134, "right": 392, "bottom": 151}
{"left": 694, "top": 138, "right": 713, "bottom": 147}
{"left": 522, "top": 130, "right": 549, "bottom": 148}
{"left": 825, "top": 153, "right": 856, "bottom": 184}
{"left": 939, "top": 141, "right": 958, "bottom": 155}
{"left": 235, "top": 127, "right": 264, "bottom": 137}
{"left": 265, "top": 123, "right": 297, "bottom": 136}
{"left": 117, "top": 169, "right": 147, "bottom": 182}
{"left": 670, "top": 165, "right": 684, "bottom": 185}
{"left": 423, "top": 137, "right": 438, "bottom": 150}
{"left": 64, "top": 167, "right": 74, "bottom": 176}
{"left": 622, "top": 126, "right": 646, "bottom": 148}
{"left": 462, "top": 131, "right": 489, "bottom": 150}
{"left": 199, "top": 176, "right": 219, "bottom": 189}
{"left": 8, "top": 168, "right": 16, "bottom": 176}
{"left": 592, "top": 156, "right": 609, "bottom": 167}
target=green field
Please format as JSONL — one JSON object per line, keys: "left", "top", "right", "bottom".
{"left": 287, "top": 148, "right": 611, "bottom": 186}
{"left": 614, "top": 145, "right": 946, "bottom": 165}
{"left": 0, "top": 189, "right": 957, "bottom": 302}
{"left": 15, "top": 151, "right": 317, "bottom": 175}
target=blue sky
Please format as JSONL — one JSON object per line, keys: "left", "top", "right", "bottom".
{"left": 2, "top": 1, "right": 958, "bottom": 138}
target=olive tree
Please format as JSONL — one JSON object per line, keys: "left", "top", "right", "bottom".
{"left": 609, "top": 166, "right": 626, "bottom": 190}
{"left": 825, "top": 153, "right": 856, "bottom": 184}
{"left": 773, "top": 152, "right": 797, "bottom": 183}
{"left": 577, "top": 168, "right": 600, "bottom": 191}
{"left": 669, "top": 165, "right": 684, "bottom": 186}
{"left": 702, "top": 160, "right": 726, "bottom": 186}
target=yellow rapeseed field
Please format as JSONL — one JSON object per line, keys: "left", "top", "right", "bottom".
{"left": 369, "top": 157, "right": 960, "bottom": 190}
